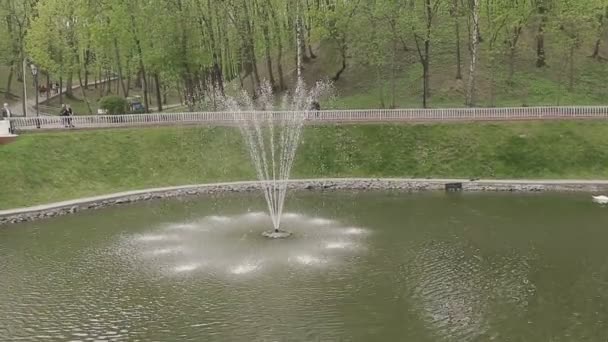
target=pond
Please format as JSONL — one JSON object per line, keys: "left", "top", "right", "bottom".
{"left": 1, "top": 191, "right": 608, "bottom": 341}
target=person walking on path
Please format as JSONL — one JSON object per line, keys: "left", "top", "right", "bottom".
{"left": 67, "top": 105, "right": 75, "bottom": 128}
{"left": 59, "top": 104, "right": 69, "bottom": 128}
{"left": 1, "top": 103, "right": 14, "bottom": 134}
{"left": 310, "top": 101, "right": 321, "bottom": 118}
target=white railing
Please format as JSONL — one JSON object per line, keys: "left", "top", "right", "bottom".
{"left": 8, "top": 106, "right": 608, "bottom": 131}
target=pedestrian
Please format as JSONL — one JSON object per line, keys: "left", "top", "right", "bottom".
{"left": 1, "top": 103, "right": 10, "bottom": 119}
{"left": 310, "top": 101, "right": 321, "bottom": 118}
{"left": 59, "top": 104, "right": 69, "bottom": 128}
{"left": 1, "top": 103, "right": 14, "bottom": 134}
{"left": 67, "top": 104, "right": 75, "bottom": 128}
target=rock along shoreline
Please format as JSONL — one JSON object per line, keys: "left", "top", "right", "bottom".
{"left": 2, "top": 178, "right": 608, "bottom": 226}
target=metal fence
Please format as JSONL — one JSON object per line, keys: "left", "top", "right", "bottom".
{"left": 9, "top": 106, "right": 608, "bottom": 132}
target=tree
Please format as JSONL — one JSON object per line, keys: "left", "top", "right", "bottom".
{"left": 534, "top": 0, "right": 551, "bottom": 67}
{"left": 465, "top": 0, "right": 481, "bottom": 106}
{"left": 352, "top": 1, "right": 392, "bottom": 107}
{"left": 1, "top": 0, "right": 37, "bottom": 112}
{"left": 590, "top": 2, "right": 608, "bottom": 60}
{"left": 450, "top": 0, "right": 464, "bottom": 80}
{"left": 552, "top": 0, "right": 596, "bottom": 92}
{"left": 410, "top": 0, "right": 446, "bottom": 108}
{"left": 501, "top": 0, "right": 534, "bottom": 83}
{"left": 313, "top": 0, "right": 363, "bottom": 82}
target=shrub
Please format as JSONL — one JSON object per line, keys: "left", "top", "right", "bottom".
{"left": 99, "top": 96, "right": 128, "bottom": 115}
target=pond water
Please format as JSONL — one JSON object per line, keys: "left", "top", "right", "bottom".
{"left": 1, "top": 191, "right": 608, "bottom": 341}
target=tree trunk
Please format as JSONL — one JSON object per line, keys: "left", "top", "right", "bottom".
{"left": 176, "top": 82, "right": 183, "bottom": 105}
{"left": 332, "top": 44, "right": 347, "bottom": 81}
{"left": 423, "top": 45, "right": 429, "bottom": 109}
{"left": 507, "top": 26, "right": 522, "bottom": 83}
{"left": 106, "top": 70, "right": 111, "bottom": 96}
{"left": 305, "top": 0, "right": 317, "bottom": 59}
{"left": 78, "top": 70, "right": 93, "bottom": 115}
{"left": 204, "top": 0, "right": 225, "bottom": 94}
{"left": 242, "top": 0, "right": 261, "bottom": 90}
{"left": 569, "top": 44, "right": 575, "bottom": 91}
{"left": 45, "top": 71, "right": 50, "bottom": 102}
{"left": 452, "top": 0, "right": 462, "bottom": 80}
{"left": 131, "top": 12, "right": 149, "bottom": 113}
{"left": 84, "top": 60, "right": 89, "bottom": 90}
{"left": 257, "top": 1, "right": 277, "bottom": 90}
{"left": 4, "top": 65, "right": 13, "bottom": 99}
{"left": 59, "top": 76, "right": 63, "bottom": 105}
{"left": 267, "top": 0, "right": 285, "bottom": 90}
{"left": 455, "top": 20, "right": 462, "bottom": 80}
{"left": 263, "top": 40, "right": 277, "bottom": 90}
{"left": 298, "top": 17, "right": 310, "bottom": 62}
{"left": 377, "top": 67, "right": 385, "bottom": 108}
{"left": 591, "top": 10, "right": 606, "bottom": 59}
{"left": 65, "top": 72, "right": 73, "bottom": 97}
{"left": 391, "top": 38, "right": 397, "bottom": 108}
{"left": 536, "top": 4, "right": 547, "bottom": 68}
{"left": 536, "top": 29, "right": 546, "bottom": 67}
{"left": 466, "top": 0, "right": 480, "bottom": 106}
{"left": 592, "top": 39, "right": 602, "bottom": 59}
{"left": 154, "top": 73, "right": 163, "bottom": 112}
{"left": 113, "top": 38, "right": 128, "bottom": 96}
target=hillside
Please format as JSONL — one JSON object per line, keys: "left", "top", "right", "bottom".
{"left": 2, "top": 121, "right": 608, "bottom": 209}
{"left": 247, "top": 33, "right": 608, "bottom": 109}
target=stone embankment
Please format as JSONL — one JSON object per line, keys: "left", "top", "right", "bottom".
{"left": 2, "top": 178, "right": 607, "bottom": 225}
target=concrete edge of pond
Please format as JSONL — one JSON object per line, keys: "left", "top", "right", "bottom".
{"left": 2, "top": 178, "right": 608, "bottom": 225}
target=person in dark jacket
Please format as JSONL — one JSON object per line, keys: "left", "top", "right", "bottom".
{"left": 67, "top": 105, "right": 75, "bottom": 128}
{"left": 310, "top": 101, "right": 321, "bottom": 118}
{"left": 59, "top": 104, "right": 69, "bottom": 128}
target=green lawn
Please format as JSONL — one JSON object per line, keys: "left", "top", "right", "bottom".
{"left": 2, "top": 121, "right": 608, "bottom": 209}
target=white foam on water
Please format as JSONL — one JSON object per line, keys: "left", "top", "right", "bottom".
{"left": 293, "top": 254, "right": 325, "bottom": 266}
{"left": 343, "top": 227, "right": 367, "bottom": 235}
{"left": 136, "top": 234, "right": 179, "bottom": 242}
{"left": 230, "top": 262, "right": 260, "bottom": 275}
{"left": 243, "top": 212, "right": 267, "bottom": 219}
{"left": 310, "top": 218, "right": 334, "bottom": 225}
{"left": 325, "top": 242, "right": 353, "bottom": 250}
{"left": 149, "top": 247, "right": 184, "bottom": 256}
{"left": 174, "top": 263, "right": 202, "bottom": 273}
{"left": 207, "top": 215, "right": 232, "bottom": 223}
{"left": 165, "top": 223, "right": 201, "bottom": 231}
{"left": 282, "top": 213, "right": 302, "bottom": 219}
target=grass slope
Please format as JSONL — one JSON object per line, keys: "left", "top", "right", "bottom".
{"left": 2, "top": 121, "right": 608, "bottom": 209}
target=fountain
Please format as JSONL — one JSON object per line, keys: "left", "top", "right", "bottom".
{"left": 217, "top": 79, "right": 330, "bottom": 238}
{"left": 207, "top": 9, "right": 331, "bottom": 237}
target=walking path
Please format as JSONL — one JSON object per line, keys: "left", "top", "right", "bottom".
{"left": 8, "top": 106, "right": 608, "bottom": 132}
{"left": 2, "top": 178, "right": 608, "bottom": 224}
{"left": 25, "top": 78, "right": 117, "bottom": 115}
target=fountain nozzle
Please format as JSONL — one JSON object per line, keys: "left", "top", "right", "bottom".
{"left": 263, "top": 229, "right": 292, "bottom": 239}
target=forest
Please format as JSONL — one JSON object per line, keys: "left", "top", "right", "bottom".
{"left": 0, "top": 0, "right": 607, "bottom": 112}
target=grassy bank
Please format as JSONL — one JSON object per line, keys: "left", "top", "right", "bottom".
{"left": 2, "top": 121, "right": 608, "bottom": 209}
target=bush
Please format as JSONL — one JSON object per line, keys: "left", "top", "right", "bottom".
{"left": 99, "top": 96, "right": 128, "bottom": 115}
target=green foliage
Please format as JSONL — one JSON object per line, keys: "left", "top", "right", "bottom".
{"left": 0, "top": 0, "right": 607, "bottom": 109}
{"left": 99, "top": 95, "right": 128, "bottom": 114}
